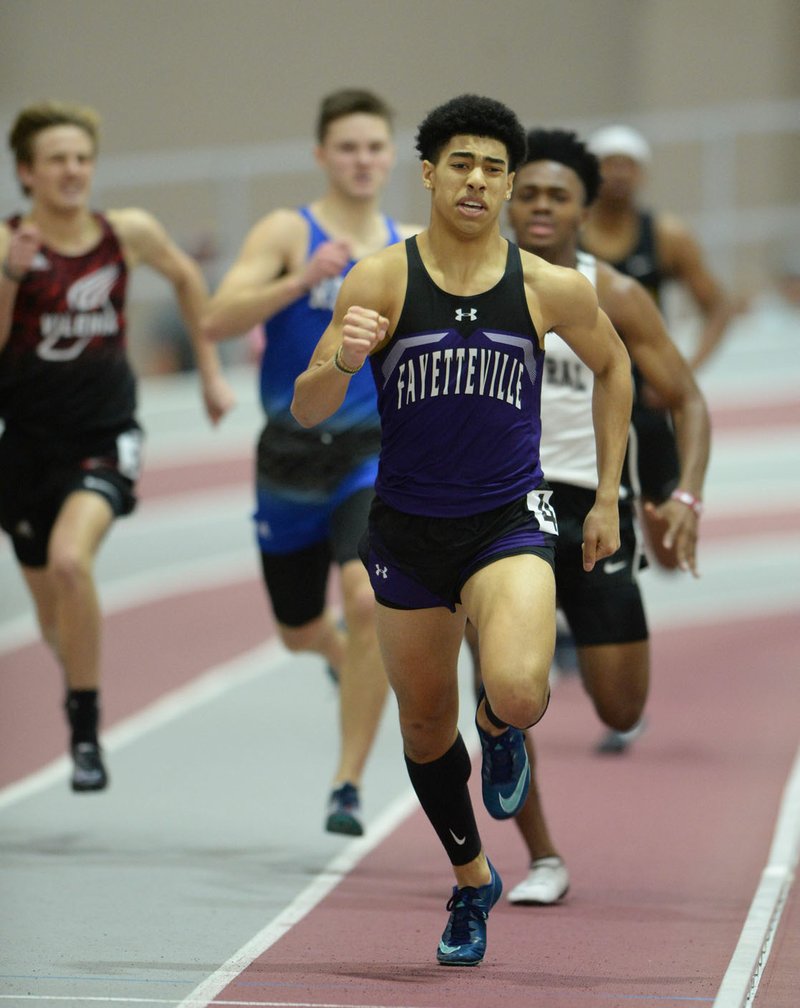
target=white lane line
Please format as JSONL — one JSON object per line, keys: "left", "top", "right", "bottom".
{"left": 175, "top": 790, "right": 417, "bottom": 1008}
{"left": 0, "top": 997, "right": 424, "bottom": 1006}
{"left": 713, "top": 742, "right": 800, "bottom": 1007}
{"left": 0, "top": 640, "right": 287, "bottom": 811}
{"left": 172, "top": 741, "right": 800, "bottom": 1008}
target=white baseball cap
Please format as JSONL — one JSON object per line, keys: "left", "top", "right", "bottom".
{"left": 588, "top": 125, "right": 652, "bottom": 165}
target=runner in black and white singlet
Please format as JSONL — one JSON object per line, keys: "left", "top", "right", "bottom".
{"left": 292, "top": 95, "right": 633, "bottom": 968}
{"left": 0, "top": 101, "right": 234, "bottom": 794}
{"left": 582, "top": 124, "right": 730, "bottom": 567}
{"left": 488, "top": 127, "right": 709, "bottom": 907}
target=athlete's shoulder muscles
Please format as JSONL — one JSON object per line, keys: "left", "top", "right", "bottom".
{"left": 655, "top": 212, "right": 704, "bottom": 275}
{"left": 530, "top": 254, "right": 598, "bottom": 336}
{"left": 222, "top": 208, "right": 307, "bottom": 290}
{"left": 597, "top": 261, "right": 652, "bottom": 335}
{"left": 335, "top": 243, "right": 407, "bottom": 331}
{"left": 108, "top": 208, "right": 204, "bottom": 292}
{"left": 106, "top": 208, "right": 173, "bottom": 268}
{"left": 241, "top": 207, "right": 307, "bottom": 258}
{"left": 106, "top": 206, "right": 159, "bottom": 241}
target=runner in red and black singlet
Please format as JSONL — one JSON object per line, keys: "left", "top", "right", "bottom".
{"left": 0, "top": 101, "right": 234, "bottom": 795}
{"left": 0, "top": 211, "right": 134, "bottom": 442}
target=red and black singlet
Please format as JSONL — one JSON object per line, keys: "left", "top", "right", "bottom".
{"left": 0, "top": 212, "right": 135, "bottom": 443}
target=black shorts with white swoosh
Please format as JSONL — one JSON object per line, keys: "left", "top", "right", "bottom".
{"left": 550, "top": 481, "right": 649, "bottom": 647}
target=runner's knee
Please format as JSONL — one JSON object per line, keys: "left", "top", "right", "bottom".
{"left": 340, "top": 574, "right": 376, "bottom": 636}
{"left": 278, "top": 616, "right": 331, "bottom": 656}
{"left": 485, "top": 674, "right": 550, "bottom": 730}
{"left": 593, "top": 692, "right": 645, "bottom": 731}
{"left": 48, "top": 544, "right": 93, "bottom": 591}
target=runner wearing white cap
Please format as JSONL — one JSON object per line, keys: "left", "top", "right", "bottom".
{"left": 582, "top": 123, "right": 731, "bottom": 573}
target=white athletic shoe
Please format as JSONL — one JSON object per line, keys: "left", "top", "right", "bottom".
{"left": 596, "top": 717, "right": 647, "bottom": 754}
{"left": 507, "top": 856, "right": 569, "bottom": 905}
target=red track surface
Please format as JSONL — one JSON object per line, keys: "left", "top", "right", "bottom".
{"left": 207, "top": 614, "right": 798, "bottom": 1008}
{"left": 0, "top": 580, "right": 271, "bottom": 786}
{"left": 2, "top": 394, "right": 798, "bottom": 1006}
{"left": 6, "top": 589, "right": 795, "bottom": 1004}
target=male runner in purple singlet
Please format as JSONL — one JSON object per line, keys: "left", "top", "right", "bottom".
{"left": 292, "top": 95, "right": 632, "bottom": 967}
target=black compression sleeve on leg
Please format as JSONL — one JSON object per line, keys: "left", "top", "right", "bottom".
{"left": 65, "top": 689, "right": 100, "bottom": 746}
{"left": 405, "top": 733, "right": 481, "bottom": 866}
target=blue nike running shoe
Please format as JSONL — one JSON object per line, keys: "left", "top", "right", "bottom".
{"left": 477, "top": 718, "right": 530, "bottom": 820}
{"left": 437, "top": 859, "right": 503, "bottom": 966}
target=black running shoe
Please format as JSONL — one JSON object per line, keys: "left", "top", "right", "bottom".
{"left": 70, "top": 742, "right": 108, "bottom": 792}
{"left": 325, "top": 781, "right": 363, "bottom": 835}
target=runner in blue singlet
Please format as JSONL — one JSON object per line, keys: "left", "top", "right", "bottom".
{"left": 202, "top": 89, "right": 419, "bottom": 837}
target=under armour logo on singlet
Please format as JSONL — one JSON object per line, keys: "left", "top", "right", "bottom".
{"left": 375, "top": 563, "right": 388, "bottom": 579}
{"left": 455, "top": 308, "right": 477, "bottom": 322}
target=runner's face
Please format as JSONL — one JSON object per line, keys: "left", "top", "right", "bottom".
{"left": 316, "top": 113, "right": 395, "bottom": 200}
{"left": 598, "top": 154, "right": 643, "bottom": 203}
{"left": 423, "top": 134, "right": 513, "bottom": 233}
{"left": 508, "top": 161, "right": 587, "bottom": 261}
{"left": 18, "top": 125, "right": 96, "bottom": 210}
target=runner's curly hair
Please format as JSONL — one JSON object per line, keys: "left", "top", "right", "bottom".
{"left": 416, "top": 94, "right": 526, "bottom": 172}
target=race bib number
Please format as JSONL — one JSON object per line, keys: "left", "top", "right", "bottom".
{"left": 526, "top": 488, "right": 559, "bottom": 535}
{"left": 308, "top": 275, "right": 344, "bottom": 312}
{"left": 116, "top": 428, "right": 144, "bottom": 481}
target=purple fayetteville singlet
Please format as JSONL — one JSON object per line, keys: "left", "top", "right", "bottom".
{"left": 369, "top": 236, "right": 545, "bottom": 518}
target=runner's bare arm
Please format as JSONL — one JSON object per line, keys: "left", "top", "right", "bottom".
{"left": 607, "top": 267, "right": 710, "bottom": 574}
{"left": 539, "top": 267, "right": 632, "bottom": 569}
{"left": 202, "top": 210, "right": 351, "bottom": 341}
{"left": 0, "top": 223, "right": 40, "bottom": 352}
{"left": 110, "top": 208, "right": 235, "bottom": 425}
{"left": 291, "top": 257, "right": 391, "bottom": 428}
